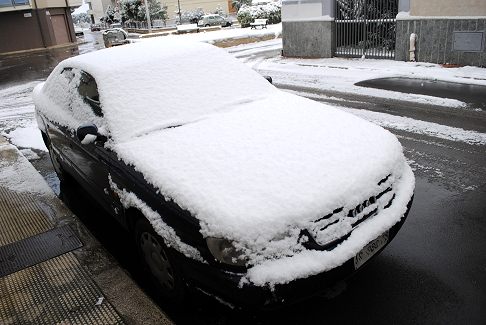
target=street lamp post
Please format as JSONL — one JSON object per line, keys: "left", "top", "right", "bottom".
{"left": 143, "top": 0, "right": 152, "bottom": 33}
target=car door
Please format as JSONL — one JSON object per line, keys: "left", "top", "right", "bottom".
{"left": 49, "top": 68, "right": 123, "bottom": 217}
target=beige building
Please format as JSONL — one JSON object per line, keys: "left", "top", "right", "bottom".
{"left": 164, "top": 0, "right": 234, "bottom": 21}
{"left": 0, "top": 0, "right": 82, "bottom": 54}
{"left": 86, "top": 0, "right": 116, "bottom": 24}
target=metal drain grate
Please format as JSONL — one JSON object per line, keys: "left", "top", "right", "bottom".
{"left": 0, "top": 252, "right": 124, "bottom": 324}
{"left": 0, "top": 225, "right": 82, "bottom": 277}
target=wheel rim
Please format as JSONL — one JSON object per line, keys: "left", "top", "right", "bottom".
{"left": 140, "top": 232, "right": 175, "bottom": 290}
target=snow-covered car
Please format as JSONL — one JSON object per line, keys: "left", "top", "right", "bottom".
{"left": 74, "top": 27, "right": 84, "bottom": 37}
{"left": 90, "top": 24, "right": 101, "bottom": 31}
{"left": 102, "top": 28, "right": 129, "bottom": 48}
{"left": 198, "top": 14, "right": 232, "bottom": 27}
{"left": 33, "top": 38, "right": 414, "bottom": 307}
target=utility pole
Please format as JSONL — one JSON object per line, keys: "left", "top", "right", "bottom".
{"left": 143, "top": 0, "right": 152, "bottom": 33}
{"left": 177, "top": 0, "right": 182, "bottom": 24}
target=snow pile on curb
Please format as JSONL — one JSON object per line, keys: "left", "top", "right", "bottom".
{"left": 0, "top": 139, "right": 52, "bottom": 195}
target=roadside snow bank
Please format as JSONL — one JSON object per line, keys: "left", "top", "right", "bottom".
{"left": 4, "top": 122, "right": 48, "bottom": 151}
{"left": 0, "top": 139, "right": 52, "bottom": 195}
{"left": 291, "top": 90, "right": 486, "bottom": 146}
{"left": 246, "top": 49, "right": 486, "bottom": 108}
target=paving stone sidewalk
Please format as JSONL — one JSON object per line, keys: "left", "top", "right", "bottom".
{"left": 0, "top": 136, "right": 172, "bottom": 325}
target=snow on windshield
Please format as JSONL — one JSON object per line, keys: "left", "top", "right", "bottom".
{"left": 38, "top": 38, "right": 276, "bottom": 143}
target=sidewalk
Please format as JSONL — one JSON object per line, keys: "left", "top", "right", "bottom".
{"left": 0, "top": 136, "right": 171, "bottom": 325}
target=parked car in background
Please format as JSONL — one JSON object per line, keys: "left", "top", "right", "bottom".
{"left": 33, "top": 38, "right": 414, "bottom": 307}
{"left": 197, "top": 14, "right": 232, "bottom": 27}
{"left": 102, "top": 28, "right": 129, "bottom": 48}
{"left": 90, "top": 24, "right": 101, "bottom": 31}
{"left": 74, "top": 27, "right": 84, "bottom": 36}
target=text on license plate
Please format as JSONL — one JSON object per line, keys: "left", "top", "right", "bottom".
{"left": 354, "top": 231, "right": 389, "bottom": 270}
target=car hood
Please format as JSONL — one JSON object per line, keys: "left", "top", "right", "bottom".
{"left": 112, "top": 92, "right": 407, "bottom": 244}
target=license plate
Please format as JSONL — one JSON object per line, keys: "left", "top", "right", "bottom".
{"left": 354, "top": 231, "right": 389, "bottom": 270}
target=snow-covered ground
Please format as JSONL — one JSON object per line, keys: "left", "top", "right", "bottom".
{"left": 235, "top": 38, "right": 486, "bottom": 109}
{"left": 1, "top": 32, "right": 485, "bottom": 153}
{"left": 138, "top": 23, "right": 282, "bottom": 45}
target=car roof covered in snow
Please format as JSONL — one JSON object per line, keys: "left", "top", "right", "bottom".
{"left": 40, "top": 38, "right": 275, "bottom": 143}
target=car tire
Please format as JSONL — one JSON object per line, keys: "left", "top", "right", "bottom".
{"left": 134, "top": 217, "right": 185, "bottom": 302}
{"left": 205, "top": 24, "right": 210, "bottom": 27}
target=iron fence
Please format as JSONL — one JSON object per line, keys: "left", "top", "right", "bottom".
{"left": 335, "top": 0, "right": 398, "bottom": 59}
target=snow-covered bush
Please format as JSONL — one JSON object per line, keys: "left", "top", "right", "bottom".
{"left": 237, "top": 2, "right": 281, "bottom": 27}
{"left": 121, "top": 0, "right": 168, "bottom": 23}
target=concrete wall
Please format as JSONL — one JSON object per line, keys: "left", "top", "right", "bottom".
{"left": 0, "top": 7, "right": 75, "bottom": 54}
{"left": 395, "top": 18, "right": 486, "bottom": 67}
{"left": 410, "top": 0, "right": 486, "bottom": 17}
{"left": 282, "top": 20, "right": 334, "bottom": 58}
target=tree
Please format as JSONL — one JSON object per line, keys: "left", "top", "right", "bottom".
{"left": 121, "top": 0, "right": 168, "bottom": 23}
{"left": 101, "top": 5, "right": 120, "bottom": 23}
{"left": 231, "top": 0, "right": 251, "bottom": 12}
{"left": 72, "top": 12, "right": 91, "bottom": 25}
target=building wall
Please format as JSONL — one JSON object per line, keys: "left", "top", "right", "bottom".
{"left": 410, "top": 0, "right": 486, "bottom": 17}
{"left": 0, "top": 10, "right": 45, "bottom": 52}
{"left": 88, "top": 0, "right": 106, "bottom": 23}
{"left": 281, "top": 0, "right": 335, "bottom": 58}
{"left": 0, "top": 7, "right": 75, "bottom": 54}
{"left": 395, "top": 18, "right": 486, "bottom": 67}
{"left": 165, "top": 0, "right": 230, "bottom": 21}
{"left": 396, "top": 0, "right": 486, "bottom": 67}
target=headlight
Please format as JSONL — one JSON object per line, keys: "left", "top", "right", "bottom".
{"left": 206, "top": 237, "right": 248, "bottom": 266}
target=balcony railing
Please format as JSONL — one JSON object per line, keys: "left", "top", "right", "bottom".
{"left": 0, "top": 0, "right": 30, "bottom": 7}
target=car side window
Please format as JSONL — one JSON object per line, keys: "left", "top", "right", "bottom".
{"left": 77, "top": 71, "right": 103, "bottom": 117}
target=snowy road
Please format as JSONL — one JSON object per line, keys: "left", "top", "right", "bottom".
{"left": 0, "top": 33, "right": 485, "bottom": 324}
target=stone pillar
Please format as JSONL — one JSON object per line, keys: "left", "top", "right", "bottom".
{"left": 282, "top": 0, "right": 335, "bottom": 58}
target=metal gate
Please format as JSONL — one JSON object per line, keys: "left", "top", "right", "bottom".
{"left": 335, "top": 0, "right": 398, "bottom": 59}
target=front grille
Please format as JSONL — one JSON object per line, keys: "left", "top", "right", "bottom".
{"left": 303, "top": 173, "right": 396, "bottom": 251}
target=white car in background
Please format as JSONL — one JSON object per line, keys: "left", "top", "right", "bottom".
{"left": 33, "top": 38, "right": 415, "bottom": 307}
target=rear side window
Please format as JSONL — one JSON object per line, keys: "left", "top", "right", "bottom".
{"left": 78, "top": 71, "right": 102, "bottom": 117}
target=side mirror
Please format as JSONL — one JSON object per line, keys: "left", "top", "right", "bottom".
{"left": 264, "top": 76, "right": 273, "bottom": 84}
{"left": 76, "top": 123, "right": 98, "bottom": 143}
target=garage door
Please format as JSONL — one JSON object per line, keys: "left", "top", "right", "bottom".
{"left": 51, "top": 14, "right": 71, "bottom": 45}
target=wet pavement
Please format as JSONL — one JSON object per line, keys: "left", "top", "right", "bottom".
{"left": 356, "top": 77, "right": 486, "bottom": 110}
{"left": 1, "top": 35, "right": 486, "bottom": 324}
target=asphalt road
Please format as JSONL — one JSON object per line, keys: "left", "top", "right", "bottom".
{"left": 1, "top": 35, "right": 485, "bottom": 324}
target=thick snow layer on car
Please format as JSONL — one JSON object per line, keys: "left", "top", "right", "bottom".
{"left": 112, "top": 91, "right": 413, "bottom": 279}
{"left": 243, "top": 163, "right": 414, "bottom": 286}
{"left": 33, "top": 38, "right": 275, "bottom": 144}
{"left": 34, "top": 38, "right": 414, "bottom": 285}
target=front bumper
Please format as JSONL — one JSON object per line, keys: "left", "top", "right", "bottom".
{"left": 177, "top": 196, "right": 413, "bottom": 308}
